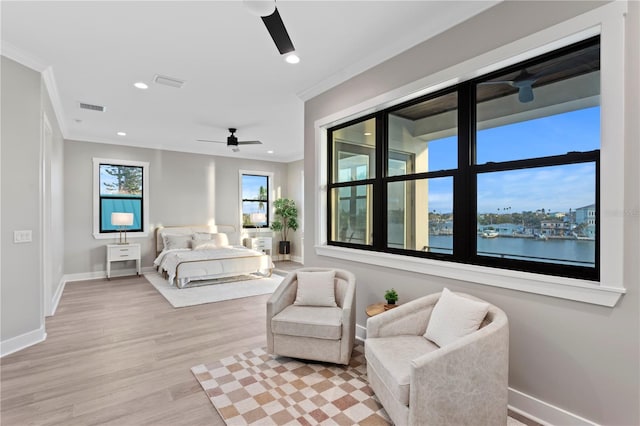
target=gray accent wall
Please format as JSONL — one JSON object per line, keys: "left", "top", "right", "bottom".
{"left": 63, "top": 140, "right": 290, "bottom": 275}
{"left": 1, "top": 57, "right": 64, "bottom": 344}
{"left": 303, "top": 1, "right": 639, "bottom": 425}
{"left": 1, "top": 57, "right": 43, "bottom": 342}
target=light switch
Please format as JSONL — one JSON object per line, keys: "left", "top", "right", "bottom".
{"left": 14, "top": 230, "right": 32, "bottom": 243}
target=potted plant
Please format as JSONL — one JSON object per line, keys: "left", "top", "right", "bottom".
{"left": 384, "top": 288, "right": 399, "bottom": 306}
{"left": 270, "top": 198, "right": 299, "bottom": 255}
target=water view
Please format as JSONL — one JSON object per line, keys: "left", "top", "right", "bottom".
{"left": 428, "top": 234, "right": 595, "bottom": 267}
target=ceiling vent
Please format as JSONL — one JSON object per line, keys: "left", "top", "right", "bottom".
{"left": 79, "top": 102, "right": 106, "bottom": 112}
{"left": 153, "top": 74, "right": 185, "bottom": 88}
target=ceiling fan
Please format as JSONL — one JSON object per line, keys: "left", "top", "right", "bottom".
{"left": 479, "top": 69, "right": 541, "bottom": 103}
{"left": 197, "top": 128, "right": 262, "bottom": 152}
{"left": 244, "top": 0, "right": 296, "bottom": 58}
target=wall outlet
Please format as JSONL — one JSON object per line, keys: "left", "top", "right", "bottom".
{"left": 14, "top": 230, "right": 32, "bottom": 243}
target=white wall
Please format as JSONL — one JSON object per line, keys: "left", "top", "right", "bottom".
{"left": 286, "top": 159, "right": 304, "bottom": 262}
{"left": 303, "top": 1, "right": 638, "bottom": 425}
{"left": 63, "top": 140, "right": 291, "bottom": 276}
{"left": 41, "top": 74, "right": 65, "bottom": 315}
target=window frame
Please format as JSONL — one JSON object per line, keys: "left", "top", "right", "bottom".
{"left": 92, "top": 158, "right": 149, "bottom": 240}
{"left": 315, "top": 2, "right": 627, "bottom": 307}
{"left": 239, "top": 170, "right": 273, "bottom": 229}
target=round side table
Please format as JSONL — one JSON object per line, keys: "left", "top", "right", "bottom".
{"left": 366, "top": 302, "right": 397, "bottom": 317}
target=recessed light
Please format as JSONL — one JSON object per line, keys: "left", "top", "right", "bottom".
{"left": 267, "top": 150, "right": 274, "bottom": 154}
{"left": 364, "top": 132, "right": 372, "bottom": 136}
{"left": 285, "top": 53, "right": 300, "bottom": 64}
{"left": 134, "top": 82, "right": 148, "bottom": 90}
{"left": 117, "top": 131, "right": 127, "bottom": 136}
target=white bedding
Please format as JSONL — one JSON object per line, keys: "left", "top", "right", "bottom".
{"left": 154, "top": 246, "right": 273, "bottom": 288}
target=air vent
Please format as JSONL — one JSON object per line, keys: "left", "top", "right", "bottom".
{"left": 153, "top": 74, "right": 185, "bottom": 88}
{"left": 79, "top": 102, "right": 106, "bottom": 112}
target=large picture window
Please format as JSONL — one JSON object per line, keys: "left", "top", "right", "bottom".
{"left": 327, "top": 36, "right": 600, "bottom": 281}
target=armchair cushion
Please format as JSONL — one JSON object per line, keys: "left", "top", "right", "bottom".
{"left": 424, "top": 288, "right": 489, "bottom": 347}
{"left": 365, "top": 336, "right": 439, "bottom": 406}
{"left": 271, "top": 305, "right": 343, "bottom": 340}
{"left": 294, "top": 270, "right": 337, "bottom": 307}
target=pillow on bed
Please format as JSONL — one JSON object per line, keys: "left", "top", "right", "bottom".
{"left": 192, "top": 232, "right": 212, "bottom": 241}
{"left": 163, "top": 234, "right": 192, "bottom": 250}
{"left": 191, "top": 233, "right": 230, "bottom": 250}
{"left": 191, "top": 240, "right": 220, "bottom": 250}
{"left": 210, "top": 233, "right": 229, "bottom": 247}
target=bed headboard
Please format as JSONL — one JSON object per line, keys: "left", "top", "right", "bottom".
{"left": 154, "top": 224, "right": 240, "bottom": 257}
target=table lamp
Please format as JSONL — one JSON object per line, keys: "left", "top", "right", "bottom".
{"left": 111, "top": 212, "right": 134, "bottom": 244}
{"left": 250, "top": 212, "right": 267, "bottom": 233}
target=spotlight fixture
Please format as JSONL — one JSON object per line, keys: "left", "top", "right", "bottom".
{"left": 285, "top": 53, "right": 300, "bottom": 64}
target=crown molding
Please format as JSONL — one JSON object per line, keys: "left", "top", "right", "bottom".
{"left": 1, "top": 41, "right": 68, "bottom": 138}
{"left": 1, "top": 40, "right": 47, "bottom": 72}
{"left": 42, "top": 67, "right": 68, "bottom": 137}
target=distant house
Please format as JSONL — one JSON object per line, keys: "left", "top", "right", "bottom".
{"left": 541, "top": 220, "right": 571, "bottom": 236}
{"left": 575, "top": 204, "right": 597, "bottom": 238}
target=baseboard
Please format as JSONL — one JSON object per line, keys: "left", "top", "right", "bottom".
{"left": 48, "top": 276, "right": 66, "bottom": 316}
{"left": 356, "top": 323, "right": 367, "bottom": 341}
{"left": 64, "top": 267, "right": 149, "bottom": 283}
{"left": 508, "top": 388, "right": 598, "bottom": 426}
{"left": 1, "top": 326, "right": 47, "bottom": 358}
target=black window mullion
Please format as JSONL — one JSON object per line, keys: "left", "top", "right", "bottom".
{"left": 374, "top": 112, "right": 386, "bottom": 251}
{"left": 455, "top": 83, "right": 473, "bottom": 260}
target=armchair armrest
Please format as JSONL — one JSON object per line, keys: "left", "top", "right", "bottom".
{"left": 266, "top": 272, "right": 298, "bottom": 353}
{"left": 367, "top": 292, "right": 440, "bottom": 338}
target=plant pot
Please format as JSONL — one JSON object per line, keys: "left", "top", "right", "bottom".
{"left": 279, "top": 240, "right": 291, "bottom": 255}
{"left": 386, "top": 300, "right": 396, "bottom": 305}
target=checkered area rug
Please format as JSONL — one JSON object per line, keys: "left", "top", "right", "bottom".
{"left": 191, "top": 344, "right": 391, "bottom": 425}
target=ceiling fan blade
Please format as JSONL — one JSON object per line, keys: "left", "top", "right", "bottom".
{"left": 261, "top": 8, "right": 295, "bottom": 55}
{"left": 237, "top": 140, "right": 262, "bottom": 145}
{"left": 197, "top": 139, "right": 225, "bottom": 143}
{"left": 478, "top": 80, "right": 516, "bottom": 86}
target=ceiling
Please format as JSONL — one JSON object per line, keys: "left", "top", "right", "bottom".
{"left": 1, "top": 1, "right": 499, "bottom": 162}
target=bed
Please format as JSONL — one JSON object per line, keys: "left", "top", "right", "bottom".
{"left": 153, "top": 225, "right": 273, "bottom": 289}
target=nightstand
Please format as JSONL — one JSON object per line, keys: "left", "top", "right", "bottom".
{"left": 244, "top": 236, "right": 273, "bottom": 256}
{"left": 106, "top": 243, "right": 141, "bottom": 279}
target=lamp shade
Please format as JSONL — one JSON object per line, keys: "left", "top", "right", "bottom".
{"left": 250, "top": 212, "right": 267, "bottom": 225}
{"left": 111, "top": 212, "right": 134, "bottom": 227}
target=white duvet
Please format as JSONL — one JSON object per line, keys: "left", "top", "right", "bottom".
{"left": 153, "top": 246, "right": 273, "bottom": 288}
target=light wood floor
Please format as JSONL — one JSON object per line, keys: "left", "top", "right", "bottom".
{"left": 1, "top": 274, "right": 268, "bottom": 425}
{"left": 1, "top": 267, "right": 538, "bottom": 426}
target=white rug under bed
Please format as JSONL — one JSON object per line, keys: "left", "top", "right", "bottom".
{"left": 144, "top": 272, "right": 284, "bottom": 308}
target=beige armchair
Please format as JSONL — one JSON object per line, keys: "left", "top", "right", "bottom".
{"left": 365, "top": 291, "right": 509, "bottom": 426}
{"left": 267, "top": 268, "right": 356, "bottom": 365}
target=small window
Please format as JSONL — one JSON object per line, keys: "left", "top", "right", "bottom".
{"left": 241, "top": 174, "right": 270, "bottom": 228}
{"left": 93, "top": 158, "right": 149, "bottom": 239}
{"left": 99, "top": 164, "right": 143, "bottom": 232}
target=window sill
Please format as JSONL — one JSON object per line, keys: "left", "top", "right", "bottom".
{"left": 93, "top": 232, "right": 149, "bottom": 240}
{"left": 315, "top": 245, "right": 624, "bottom": 307}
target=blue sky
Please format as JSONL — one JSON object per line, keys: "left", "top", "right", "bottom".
{"left": 428, "top": 106, "right": 599, "bottom": 213}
